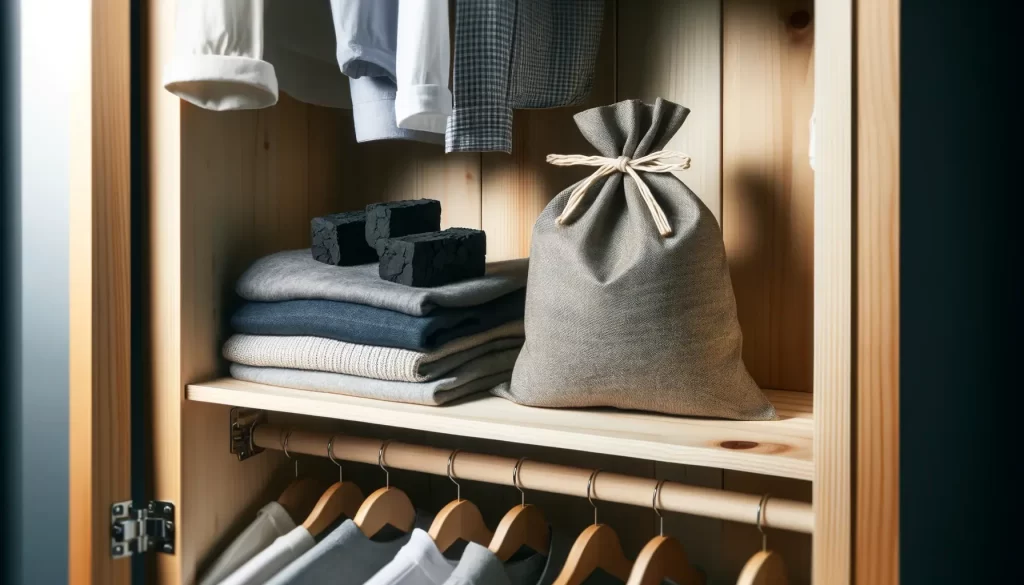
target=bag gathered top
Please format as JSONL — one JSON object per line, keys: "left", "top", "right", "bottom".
{"left": 492, "top": 97, "right": 777, "bottom": 421}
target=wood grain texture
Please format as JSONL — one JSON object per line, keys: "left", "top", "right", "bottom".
{"left": 723, "top": 0, "right": 816, "bottom": 393}
{"left": 813, "top": 0, "right": 854, "bottom": 582}
{"left": 617, "top": 0, "right": 722, "bottom": 219}
{"left": 350, "top": 142, "right": 481, "bottom": 230}
{"left": 480, "top": 0, "right": 616, "bottom": 260}
{"left": 69, "top": 0, "right": 132, "bottom": 583}
{"left": 188, "top": 379, "right": 814, "bottom": 481}
{"left": 145, "top": 0, "right": 183, "bottom": 580}
{"left": 855, "top": 0, "right": 900, "bottom": 582}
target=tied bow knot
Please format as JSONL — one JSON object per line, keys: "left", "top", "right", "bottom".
{"left": 545, "top": 150, "right": 692, "bottom": 237}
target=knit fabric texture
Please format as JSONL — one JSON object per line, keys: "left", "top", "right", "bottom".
{"left": 231, "top": 347, "right": 520, "bottom": 406}
{"left": 236, "top": 249, "right": 528, "bottom": 316}
{"left": 493, "top": 98, "right": 776, "bottom": 421}
{"left": 224, "top": 322, "right": 524, "bottom": 382}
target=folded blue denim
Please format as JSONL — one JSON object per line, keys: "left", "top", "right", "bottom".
{"left": 231, "top": 289, "right": 526, "bottom": 351}
{"left": 229, "top": 347, "right": 521, "bottom": 406}
{"left": 236, "top": 249, "right": 529, "bottom": 316}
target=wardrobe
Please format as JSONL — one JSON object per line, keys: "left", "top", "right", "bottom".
{"left": 67, "top": 0, "right": 899, "bottom": 584}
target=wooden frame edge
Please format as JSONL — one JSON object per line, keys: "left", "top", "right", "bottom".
{"left": 855, "top": 0, "right": 900, "bottom": 582}
{"left": 813, "top": 0, "right": 854, "bottom": 583}
{"left": 69, "top": 1, "right": 133, "bottom": 584}
{"left": 144, "top": 0, "right": 184, "bottom": 582}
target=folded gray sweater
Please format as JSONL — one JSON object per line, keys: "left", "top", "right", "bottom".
{"left": 223, "top": 322, "right": 524, "bottom": 382}
{"left": 229, "top": 347, "right": 521, "bottom": 406}
{"left": 236, "top": 250, "right": 529, "bottom": 316}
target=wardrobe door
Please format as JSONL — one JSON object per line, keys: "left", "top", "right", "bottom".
{"left": 68, "top": 0, "right": 133, "bottom": 584}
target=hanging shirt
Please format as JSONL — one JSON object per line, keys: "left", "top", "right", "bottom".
{"left": 263, "top": 0, "right": 351, "bottom": 109}
{"left": 331, "top": 0, "right": 444, "bottom": 144}
{"left": 395, "top": 0, "right": 453, "bottom": 133}
{"left": 445, "top": 0, "right": 605, "bottom": 153}
{"left": 196, "top": 501, "right": 295, "bottom": 585}
{"left": 263, "top": 513, "right": 434, "bottom": 585}
{"left": 164, "top": 0, "right": 350, "bottom": 111}
{"left": 164, "top": 0, "right": 277, "bottom": 111}
{"left": 218, "top": 526, "right": 315, "bottom": 585}
{"left": 442, "top": 541, "right": 547, "bottom": 585}
{"left": 363, "top": 528, "right": 458, "bottom": 585}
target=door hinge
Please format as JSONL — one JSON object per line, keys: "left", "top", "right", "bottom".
{"left": 110, "top": 500, "right": 176, "bottom": 558}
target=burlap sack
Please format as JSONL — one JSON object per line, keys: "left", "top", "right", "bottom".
{"left": 492, "top": 98, "right": 776, "bottom": 420}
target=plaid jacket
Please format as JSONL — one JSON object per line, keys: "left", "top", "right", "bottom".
{"left": 445, "top": 0, "right": 605, "bottom": 153}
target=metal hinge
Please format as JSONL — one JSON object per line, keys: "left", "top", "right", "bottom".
{"left": 110, "top": 500, "right": 176, "bottom": 558}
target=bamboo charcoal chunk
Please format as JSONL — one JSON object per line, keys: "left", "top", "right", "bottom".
{"left": 378, "top": 228, "right": 486, "bottom": 287}
{"left": 365, "top": 199, "right": 442, "bottom": 253}
{"left": 311, "top": 211, "right": 378, "bottom": 266}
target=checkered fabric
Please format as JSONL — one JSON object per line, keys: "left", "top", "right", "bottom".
{"left": 446, "top": 0, "right": 605, "bottom": 153}
{"left": 445, "top": 0, "right": 517, "bottom": 153}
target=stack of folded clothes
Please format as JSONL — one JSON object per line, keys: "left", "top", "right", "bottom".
{"left": 224, "top": 249, "right": 529, "bottom": 406}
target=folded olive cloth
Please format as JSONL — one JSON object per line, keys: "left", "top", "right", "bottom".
{"left": 223, "top": 322, "right": 524, "bottom": 383}
{"left": 231, "top": 289, "right": 526, "bottom": 351}
{"left": 229, "top": 347, "right": 520, "bottom": 406}
{"left": 236, "top": 249, "right": 529, "bottom": 316}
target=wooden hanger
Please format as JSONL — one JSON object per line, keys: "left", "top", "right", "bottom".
{"left": 552, "top": 470, "right": 633, "bottom": 585}
{"left": 354, "top": 440, "right": 416, "bottom": 538}
{"left": 301, "top": 436, "right": 365, "bottom": 537}
{"left": 736, "top": 552, "right": 788, "bottom": 585}
{"left": 626, "top": 481, "right": 703, "bottom": 585}
{"left": 274, "top": 430, "right": 327, "bottom": 522}
{"left": 736, "top": 494, "right": 789, "bottom": 585}
{"left": 276, "top": 478, "right": 326, "bottom": 524}
{"left": 489, "top": 457, "right": 550, "bottom": 561}
{"left": 428, "top": 449, "right": 493, "bottom": 552}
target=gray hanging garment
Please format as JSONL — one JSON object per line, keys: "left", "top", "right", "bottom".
{"left": 492, "top": 98, "right": 776, "bottom": 421}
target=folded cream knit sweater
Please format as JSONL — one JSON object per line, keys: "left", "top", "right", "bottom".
{"left": 224, "top": 321, "right": 524, "bottom": 383}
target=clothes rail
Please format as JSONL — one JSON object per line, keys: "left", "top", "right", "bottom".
{"left": 250, "top": 424, "right": 814, "bottom": 534}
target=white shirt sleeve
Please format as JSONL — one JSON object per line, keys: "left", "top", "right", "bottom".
{"left": 163, "top": 0, "right": 279, "bottom": 111}
{"left": 395, "top": 0, "right": 453, "bottom": 133}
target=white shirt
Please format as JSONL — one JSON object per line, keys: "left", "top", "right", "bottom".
{"left": 331, "top": 0, "right": 444, "bottom": 144}
{"left": 197, "top": 501, "right": 295, "bottom": 585}
{"left": 164, "top": 0, "right": 276, "bottom": 111}
{"left": 363, "top": 528, "right": 457, "bottom": 585}
{"left": 219, "top": 526, "right": 315, "bottom": 585}
{"left": 395, "top": 0, "right": 453, "bottom": 133}
{"left": 164, "top": 0, "right": 350, "bottom": 111}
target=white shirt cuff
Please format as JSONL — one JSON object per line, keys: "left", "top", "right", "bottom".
{"left": 163, "top": 54, "right": 278, "bottom": 111}
{"left": 395, "top": 84, "right": 453, "bottom": 134}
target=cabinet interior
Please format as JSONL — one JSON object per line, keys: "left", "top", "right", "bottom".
{"left": 146, "top": 0, "right": 819, "bottom": 583}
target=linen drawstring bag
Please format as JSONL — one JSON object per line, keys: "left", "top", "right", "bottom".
{"left": 492, "top": 98, "right": 776, "bottom": 420}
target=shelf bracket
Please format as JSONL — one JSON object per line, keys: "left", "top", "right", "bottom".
{"left": 230, "top": 407, "right": 268, "bottom": 461}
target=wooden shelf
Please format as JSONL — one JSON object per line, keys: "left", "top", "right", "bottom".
{"left": 187, "top": 378, "right": 813, "bottom": 481}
